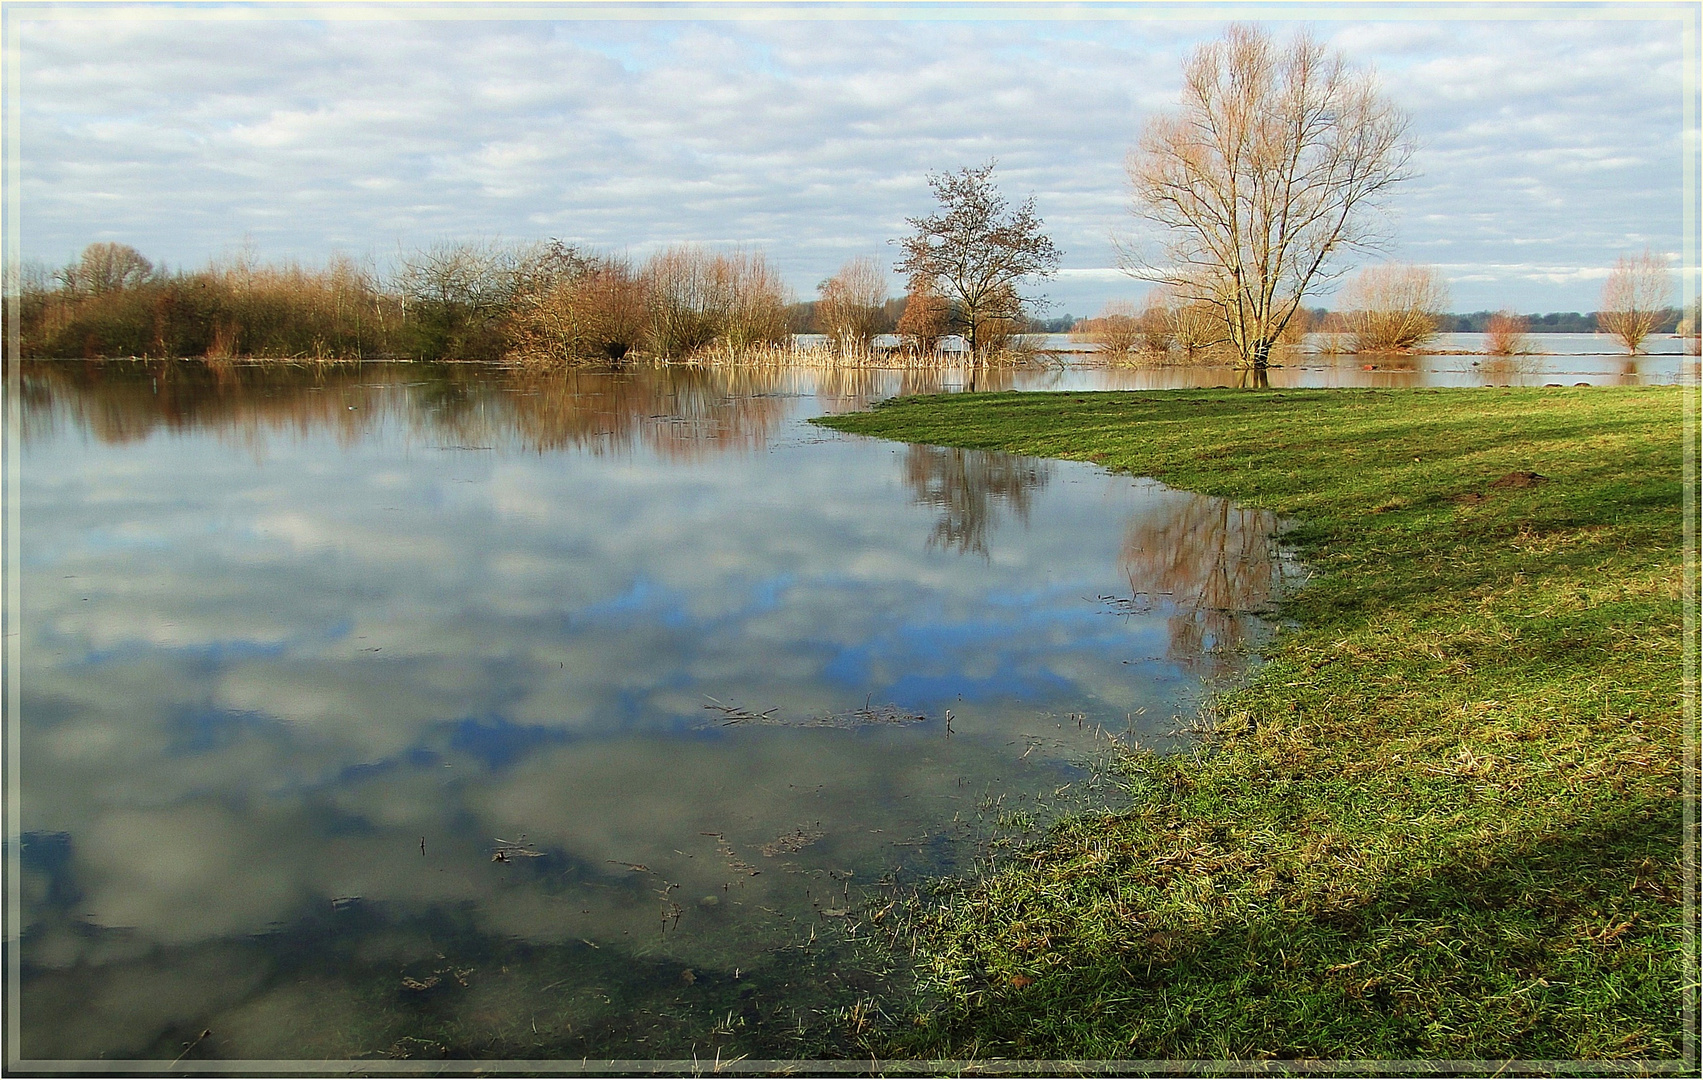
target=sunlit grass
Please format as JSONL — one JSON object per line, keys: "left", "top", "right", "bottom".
{"left": 816, "top": 386, "right": 1691, "bottom": 1063}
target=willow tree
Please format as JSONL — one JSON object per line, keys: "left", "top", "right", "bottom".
{"left": 1127, "top": 25, "right": 1413, "bottom": 371}
{"left": 1597, "top": 250, "right": 1671, "bottom": 354}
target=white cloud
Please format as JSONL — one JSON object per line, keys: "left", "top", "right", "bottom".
{"left": 14, "top": 10, "right": 1687, "bottom": 313}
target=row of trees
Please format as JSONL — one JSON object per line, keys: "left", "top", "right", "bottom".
{"left": 15, "top": 234, "right": 1056, "bottom": 363}
{"left": 1083, "top": 251, "right": 1675, "bottom": 361}
{"left": 15, "top": 241, "right": 811, "bottom": 362}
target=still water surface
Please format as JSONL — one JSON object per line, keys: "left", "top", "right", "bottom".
{"left": 16, "top": 361, "right": 1294, "bottom": 1063}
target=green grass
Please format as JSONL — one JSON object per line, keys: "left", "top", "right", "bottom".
{"left": 815, "top": 387, "right": 1694, "bottom": 1064}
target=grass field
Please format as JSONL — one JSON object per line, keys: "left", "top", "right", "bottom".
{"left": 814, "top": 386, "right": 1694, "bottom": 1065}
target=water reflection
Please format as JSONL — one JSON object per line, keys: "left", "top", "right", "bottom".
{"left": 902, "top": 445, "right": 1052, "bottom": 556}
{"left": 1119, "top": 495, "right": 1297, "bottom": 681}
{"left": 17, "top": 359, "right": 1291, "bottom": 1062}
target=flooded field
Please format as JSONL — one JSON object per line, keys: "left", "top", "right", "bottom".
{"left": 13, "top": 360, "right": 1297, "bottom": 1065}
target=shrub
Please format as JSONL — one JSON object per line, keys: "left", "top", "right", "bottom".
{"left": 1339, "top": 263, "right": 1449, "bottom": 353}
{"left": 1483, "top": 311, "right": 1530, "bottom": 357}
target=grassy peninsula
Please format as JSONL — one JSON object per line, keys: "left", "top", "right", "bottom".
{"left": 816, "top": 386, "right": 1693, "bottom": 1064}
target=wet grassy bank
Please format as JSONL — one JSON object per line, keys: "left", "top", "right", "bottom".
{"left": 815, "top": 387, "right": 1693, "bottom": 1065}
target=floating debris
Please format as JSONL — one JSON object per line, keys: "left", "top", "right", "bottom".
{"left": 761, "top": 824, "right": 824, "bottom": 857}
{"left": 701, "top": 697, "right": 927, "bottom": 730}
{"left": 700, "top": 832, "right": 760, "bottom": 876}
{"left": 1095, "top": 591, "right": 1166, "bottom": 614}
{"left": 492, "top": 836, "right": 545, "bottom": 862}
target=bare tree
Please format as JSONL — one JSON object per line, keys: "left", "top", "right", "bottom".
{"left": 1126, "top": 24, "right": 1413, "bottom": 371}
{"left": 1339, "top": 263, "right": 1449, "bottom": 352}
{"left": 817, "top": 256, "right": 889, "bottom": 354}
{"left": 895, "top": 161, "right": 1060, "bottom": 359}
{"left": 1597, "top": 250, "right": 1671, "bottom": 354}
{"left": 61, "top": 242, "right": 154, "bottom": 296}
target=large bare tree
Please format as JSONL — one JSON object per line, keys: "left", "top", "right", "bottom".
{"left": 895, "top": 162, "right": 1060, "bottom": 359}
{"left": 1127, "top": 25, "right": 1413, "bottom": 370}
{"left": 1597, "top": 250, "right": 1672, "bottom": 354}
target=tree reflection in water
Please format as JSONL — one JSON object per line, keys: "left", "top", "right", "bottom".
{"left": 902, "top": 444, "right": 1053, "bottom": 556}
{"left": 1119, "top": 493, "right": 1291, "bottom": 677}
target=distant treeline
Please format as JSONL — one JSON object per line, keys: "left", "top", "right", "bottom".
{"left": 14, "top": 241, "right": 1076, "bottom": 363}
{"left": 1293, "top": 307, "right": 1685, "bottom": 335}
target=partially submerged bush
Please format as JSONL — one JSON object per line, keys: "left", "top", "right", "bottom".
{"left": 1339, "top": 263, "right": 1449, "bottom": 353}
{"left": 1598, "top": 250, "right": 1671, "bottom": 355}
{"left": 896, "top": 286, "right": 951, "bottom": 357}
{"left": 506, "top": 243, "right": 646, "bottom": 364}
{"left": 642, "top": 246, "right": 790, "bottom": 360}
{"left": 1483, "top": 310, "right": 1530, "bottom": 357}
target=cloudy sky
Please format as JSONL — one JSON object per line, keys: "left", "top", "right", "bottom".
{"left": 10, "top": 2, "right": 1691, "bottom": 314}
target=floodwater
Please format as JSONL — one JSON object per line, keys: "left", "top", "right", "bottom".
{"left": 1039, "top": 332, "right": 1697, "bottom": 389}
{"left": 12, "top": 360, "right": 1297, "bottom": 1065}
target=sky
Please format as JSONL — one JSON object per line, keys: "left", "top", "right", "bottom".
{"left": 7, "top": 1, "right": 1692, "bottom": 315}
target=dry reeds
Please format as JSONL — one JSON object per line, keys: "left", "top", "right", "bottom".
{"left": 1339, "top": 263, "right": 1449, "bottom": 353}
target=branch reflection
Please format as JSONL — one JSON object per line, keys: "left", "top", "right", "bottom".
{"left": 1119, "top": 493, "right": 1291, "bottom": 676}
{"left": 902, "top": 445, "right": 1053, "bottom": 556}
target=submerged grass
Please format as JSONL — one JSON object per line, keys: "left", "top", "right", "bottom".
{"left": 815, "top": 386, "right": 1694, "bottom": 1065}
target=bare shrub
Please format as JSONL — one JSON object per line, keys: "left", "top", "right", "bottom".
{"left": 817, "top": 256, "right": 889, "bottom": 355}
{"left": 1597, "top": 250, "right": 1671, "bottom": 354}
{"left": 1483, "top": 311, "right": 1530, "bottom": 357}
{"left": 1339, "top": 263, "right": 1449, "bottom": 352}
{"left": 642, "top": 246, "right": 790, "bottom": 360}
{"left": 394, "top": 240, "right": 521, "bottom": 359}
{"left": 642, "top": 247, "right": 721, "bottom": 359}
{"left": 1168, "top": 299, "right": 1222, "bottom": 361}
{"left": 1679, "top": 298, "right": 1701, "bottom": 355}
{"left": 1078, "top": 301, "right": 1144, "bottom": 361}
{"left": 506, "top": 242, "right": 646, "bottom": 364}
